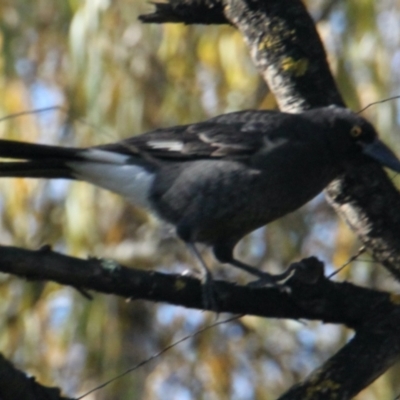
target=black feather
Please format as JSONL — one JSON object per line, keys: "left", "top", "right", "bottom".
{"left": 0, "top": 161, "right": 75, "bottom": 179}
{"left": 0, "top": 140, "right": 83, "bottom": 161}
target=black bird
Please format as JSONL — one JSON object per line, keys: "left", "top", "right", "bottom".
{"left": 0, "top": 106, "right": 400, "bottom": 288}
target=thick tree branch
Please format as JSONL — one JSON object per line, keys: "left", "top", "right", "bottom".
{"left": 139, "top": 0, "right": 228, "bottom": 24}
{"left": 224, "top": 0, "right": 344, "bottom": 111}
{"left": 0, "top": 245, "right": 398, "bottom": 328}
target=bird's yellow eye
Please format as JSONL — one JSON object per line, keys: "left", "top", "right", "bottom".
{"left": 350, "top": 125, "right": 362, "bottom": 137}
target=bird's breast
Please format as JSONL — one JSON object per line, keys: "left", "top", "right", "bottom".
{"left": 150, "top": 154, "right": 338, "bottom": 244}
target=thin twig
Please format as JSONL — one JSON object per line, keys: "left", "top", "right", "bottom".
{"left": 357, "top": 95, "right": 400, "bottom": 114}
{"left": 0, "top": 106, "right": 65, "bottom": 123}
{"left": 328, "top": 246, "right": 366, "bottom": 279}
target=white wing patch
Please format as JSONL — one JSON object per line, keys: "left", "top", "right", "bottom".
{"left": 147, "top": 140, "right": 184, "bottom": 152}
{"left": 67, "top": 160, "right": 155, "bottom": 210}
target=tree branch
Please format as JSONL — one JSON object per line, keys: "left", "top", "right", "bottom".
{"left": 0, "top": 245, "right": 398, "bottom": 327}
{"left": 0, "top": 353, "right": 73, "bottom": 400}
{"left": 3, "top": 244, "right": 400, "bottom": 398}
{"left": 279, "top": 307, "right": 400, "bottom": 399}
{"left": 139, "top": 0, "right": 229, "bottom": 24}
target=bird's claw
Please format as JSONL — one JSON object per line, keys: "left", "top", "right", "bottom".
{"left": 247, "top": 258, "right": 324, "bottom": 288}
{"left": 248, "top": 276, "right": 287, "bottom": 290}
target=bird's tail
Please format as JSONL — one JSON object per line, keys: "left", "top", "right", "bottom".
{"left": 0, "top": 138, "right": 157, "bottom": 210}
{"left": 0, "top": 139, "right": 84, "bottom": 179}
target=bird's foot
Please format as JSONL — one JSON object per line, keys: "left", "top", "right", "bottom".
{"left": 248, "top": 257, "right": 324, "bottom": 288}
{"left": 227, "top": 258, "right": 296, "bottom": 288}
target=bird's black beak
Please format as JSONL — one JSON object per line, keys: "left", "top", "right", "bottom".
{"left": 362, "top": 139, "right": 400, "bottom": 173}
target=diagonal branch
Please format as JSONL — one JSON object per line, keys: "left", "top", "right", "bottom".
{"left": 279, "top": 307, "right": 400, "bottom": 399}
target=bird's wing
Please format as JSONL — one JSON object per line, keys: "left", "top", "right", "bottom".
{"left": 96, "top": 110, "right": 291, "bottom": 160}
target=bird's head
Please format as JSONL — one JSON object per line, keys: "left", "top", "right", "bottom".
{"left": 310, "top": 106, "right": 400, "bottom": 172}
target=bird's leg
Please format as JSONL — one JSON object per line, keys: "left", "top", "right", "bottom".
{"left": 186, "top": 243, "right": 218, "bottom": 311}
